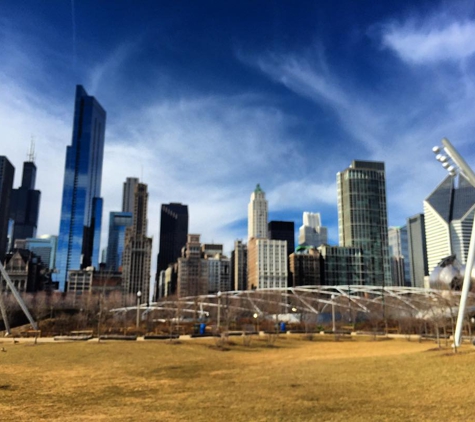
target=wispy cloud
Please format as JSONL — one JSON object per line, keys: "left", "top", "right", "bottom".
{"left": 381, "top": 19, "right": 475, "bottom": 64}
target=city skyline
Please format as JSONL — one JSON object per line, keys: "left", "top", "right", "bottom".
{"left": 2, "top": 1, "right": 475, "bottom": 265}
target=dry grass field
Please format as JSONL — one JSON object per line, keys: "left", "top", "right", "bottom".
{"left": 0, "top": 335, "right": 474, "bottom": 421}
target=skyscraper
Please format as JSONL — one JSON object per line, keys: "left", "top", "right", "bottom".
{"left": 9, "top": 154, "right": 41, "bottom": 249}
{"left": 122, "top": 177, "right": 139, "bottom": 214}
{"left": 388, "top": 226, "right": 409, "bottom": 287}
{"left": 231, "top": 240, "right": 247, "bottom": 290}
{"left": 248, "top": 184, "right": 268, "bottom": 241}
{"left": 156, "top": 203, "right": 188, "bottom": 276}
{"left": 268, "top": 221, "right": 295, "bottom": 256}
{"left": 423, "top": 174, "right": 475, "bottom": 273}
{"left": 0, "top": 157, "right": 14, "bottom": 261}
{"left": 122, "top": 183, "right": 152, "bottom": 303}
{"left": 337, "top": 160, "right": 391, "bottom": 286}
{"left": 298, "top": 212, "right": 328, "bottom": 247}
{"left": 406, "top": 214, "right": 428, "bottom": 288}
{"left": 106, "top": 211, "right": 133, "bottom": 272}
{"left": 177, "top": 234, "right": 208, "bottom": 297}
{"left": 247, "top": 185, "right": 287, "bottom": 290}
{"left": 56, "top": 85, "right": 106, "bottom": 291}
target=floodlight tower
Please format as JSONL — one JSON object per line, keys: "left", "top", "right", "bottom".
{"left": 433, "top": 138, "right": 475, "bottom": 347}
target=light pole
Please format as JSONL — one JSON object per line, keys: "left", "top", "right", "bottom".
{"left": 217, "top": 291, "right": 222, "bottom": 333}
{"left": 253, "top": 312, "right": 259, "bottom": 334}
{"left": 433, "top": 138, "right": 475, "bottom": 347}
{"left": 136, "top": 291, "right": 142, "bottom": 329}
{"left": 331, "top": 294, "right": 336, "bottom": 333}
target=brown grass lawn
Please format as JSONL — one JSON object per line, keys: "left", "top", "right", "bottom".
{"left": 0, "top": 336, "right": 474, "bottom": 421}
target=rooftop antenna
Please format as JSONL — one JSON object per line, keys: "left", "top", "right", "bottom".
{"left": 27, "top": 137, "right": 36, "bottom": 163}
{"left": 141, "top": 164, "right": 143, "bottom": 182}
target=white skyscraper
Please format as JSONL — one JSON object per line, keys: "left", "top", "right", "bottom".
{"left": 424, "top": 175, "right": 475, "bottom": 273}
{"left": 247, "top": 184, "right": 288, "bottom": 289}
{"left": 248, "top": 184, "right": 268, "bottom": 241}
{"left": 298, "top": 212, "right": 328, "bottom": 247}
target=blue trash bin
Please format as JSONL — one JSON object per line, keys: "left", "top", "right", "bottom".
{"left": 199, "top": 323, "right": 206, "bottom": 335}
{"left": 280, "top": 322, "right": 286, "bottom": 333}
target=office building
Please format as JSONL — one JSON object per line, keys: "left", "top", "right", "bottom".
{"left": 122, "top": 183, "right": 152, "bottom": 303}
{"left": 231, "top": 240, "right": 247, "bottom": 290}
{"left": 177, "top": 234, "right": 208, "bottom": 297}
{"left": 318, "top": 245, "right": 364, "bottom": 285}
{"left": 56, "top": 85, "right": 106, "bottom": 291}
{"left": 0, "top": 157, "right": 14, "bottom": 261}
{"left": 298, "top": 212, "right": 328, "bottom": 247}
{"left": 9, "top": 148, "right": 41, "bottom": 249}
{"left": 156, "top": 203, "right": 188, "bottom": 289}
{"left": 337, "top": 160, "right": 391, "bottom": 286}
{"left": 406, "top": 214, "right": 428, "bottom": 288}
{"left": 122, "top": 177, "right": 139, "bottom": 214}
{"left": 388, "top": 226, "right": 410, "bottom": 287}
{"left": 22, "top": 235, "right": 58, "bottom": 271}
{"left": 106, "top": 212, "right": 132, "bottom": 272}
{"left": 248, "top": 184, "right": 268, "bottom": 241}
{"left": 268, "top": 221, "right": 295, "bottom": 256}
{"left": 206, "top": 254, "right": 231, "bottom": 293}
{"left": 248, "top": 238, "right": 288, "bottom": 290}
{"left": 424, "top": 175, "right": 475, "bottom": 273}
{"left": 289, "top": 246, "right": 321, "bottom": 287}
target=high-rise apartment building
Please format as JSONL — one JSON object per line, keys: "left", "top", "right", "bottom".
{"left": 406, "top": 214, "right": 428, "bottom": 288}
{"left": 56, "top": 85, "right": 106, "bottom": 291}
{"left": 106, "top": 212, "right": 132, "bottom": 272}
{"left": 248, "top": 184, "right": 268, "bottom": 241}
{"left": 337, "top": 160, "right": 391, "bottom": 286}
{"left": 122, "top": 177, "right": 139, "bottom": 214}
{"left": 9, "top": 157, "right": 41, "bottom": 249}
{"left": 177, "top": 234, "right": 208, "bottom": 297}
{"left": 0, "top": 157, "right": 14, "bottom": 261}
{"left": 122, "top": 183, "right": 152, "bottom": 303}
{"left": 231, "top": 240, "right": 247, "bottom": 290}
{"left": 424, "top": 175, "right": 475, "bottom": 273}
{"left": 298, "top": 212, "right": 328, "bottom": 247}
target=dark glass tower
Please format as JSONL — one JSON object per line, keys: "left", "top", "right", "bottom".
{"left": 0, "top": 157, "right": 15, "bottom": 261}
{"left": 106, "top": 211, "right": 132, "bottom": 272}
{"left": 268, "top": 220, "right": 295, "bottom": 255}
{"left": 9, "top": 161, "right": 41, "bottom": 248}
{"left": 56, "top": 85, "right": 106, "bottom": 291}
{"left": 156, "top": 203, "right": 188, "bottom": 292}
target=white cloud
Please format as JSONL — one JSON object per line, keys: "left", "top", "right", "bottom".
{"left": 381, "top": 19, "right": 475, "bottom": 64}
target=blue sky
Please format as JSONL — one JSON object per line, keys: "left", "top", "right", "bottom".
{"left": 2, "top": 0, "right": 475, "bottom": 263}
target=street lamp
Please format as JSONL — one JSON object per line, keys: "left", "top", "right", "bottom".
{"left": 136, "top": 291, "right": 142, "bottom": 329}
{"left": 253, "top": 312, "right": 259, "bottom": 334}
{"left": 433, "top": 138, "right": 475, "bottom": 347}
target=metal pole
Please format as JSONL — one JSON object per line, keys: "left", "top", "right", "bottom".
{"left": 217, "top": 291, "right": 221, "bottom": 333}
{"left": 0, "top": 262, "right": 37, "bottom": 330}
{"left": 454, "top": 218, "right": 475, "bottom": 347}
{"left": 331, "top": 295, "right": 336, "bottom": 333}
{"left": 441, "top": 138, "right": 475, "bottom": 347}
{"left": 0, "top": 293, "right": 11, "bottom": 335}
{"left": 136, "top": 294, "right": 141, "bottom": 329}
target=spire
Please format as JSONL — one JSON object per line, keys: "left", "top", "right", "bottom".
{"left": 27, "top": 137, "right": 36, "bottom": 163}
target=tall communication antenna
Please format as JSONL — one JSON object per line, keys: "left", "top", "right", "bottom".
{"left": 27, "top": 137, "right": 36, "bottom": 163}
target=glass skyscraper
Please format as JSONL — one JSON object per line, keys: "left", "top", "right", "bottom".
{"left": 337, "top": 160, "right": 392, "bottom": 286}
{"left": 56, "top": 85, "right": 106, "bottom": 291}
{"left": 106, "top": 211, "right": 132, "bottom": 272}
